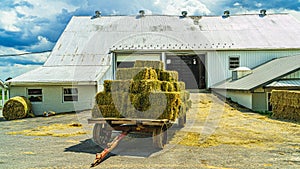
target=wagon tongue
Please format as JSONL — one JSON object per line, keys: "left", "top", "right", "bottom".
{"left": 90, "top": 131, "right": 128, "bottom": 168}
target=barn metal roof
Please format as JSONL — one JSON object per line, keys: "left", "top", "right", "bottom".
{"left": 212, "top": 54, "right": 300, "bottom": 90}
{"left": 9, "top": 13, "right": 300, "bottom": 84}
{"left": 0, "top": 80, "right": 8, "bottom": 89}
{"left": 8, "top": 66, "right": 109, "bottom": 85}
{"left": 45, "top": 13, "right": 300, "bottom": 67}
{"left": 266, "top": 80, "right": 300, "bottom": 87}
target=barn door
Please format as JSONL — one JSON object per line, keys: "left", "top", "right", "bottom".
{"left": 166, "top": 55, "right": 206, "bottom": 89}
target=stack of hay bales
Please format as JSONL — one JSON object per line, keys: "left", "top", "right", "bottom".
{"left": 270, "top": 90, "right": 300, "bottom": 121}
{"left": 3, "top": 96, "right": 34, "bottom": 120}
{"left": 92, "top": 60, "right": 192, "bottom": 121}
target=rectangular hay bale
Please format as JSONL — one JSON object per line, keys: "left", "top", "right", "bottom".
{"left": 116, "top": 67, "right": 145, "bottom": 80}
{"left": 95, "top": 92, "right": 112, "bottom": 105}
{"left": 270, "top": 90, "right": 300, "bottom": 121}
{"left": 98, "top": 105, "right": 121, "bottom": 118}
{"left": 116, "top": 67, "right": 158, "bottom": 81}
{"left": 134, "top": 60, "right": 164, "bottom": 70}
{"left": 133, "top": 68, "right": 158, "bottom": 81}
{"left": 110, "top": 80, "right": 132, "bottom": 92}
{"left": 159, "top": 70, "right": 178, "bottom": 82}
{"left": 130, "top": 80, "right": 161, "bottom": 93}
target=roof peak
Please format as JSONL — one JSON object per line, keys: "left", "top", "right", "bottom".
{"left": 74, "top": 12, "right": 290, "bottom": 19}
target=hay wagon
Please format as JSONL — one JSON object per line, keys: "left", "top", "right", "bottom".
{"left": 89, "top": 60, "right": 190, "bottom": 150}
{"left": 88, "top": 113, "right": 186, "bottom": 149}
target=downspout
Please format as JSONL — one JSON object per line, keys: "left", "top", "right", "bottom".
{"left": 161, "top": 52, "right": 166, "bottom": 69}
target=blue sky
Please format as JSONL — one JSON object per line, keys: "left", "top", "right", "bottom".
{"left": 0, "top": 0, "right": 300, "bottom": 80}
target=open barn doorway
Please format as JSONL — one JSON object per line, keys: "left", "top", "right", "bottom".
{"left": 166, "top": 54, "right": 206, "bottom": 89}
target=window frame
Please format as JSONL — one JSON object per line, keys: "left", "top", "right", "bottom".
{"left": 229, "top": 56, "right": 240, "bottom": 70}
{"left": 63, "top": 87, "right": 79, "bottom": 102}
{"left": 27, "top": 88, "right": 43, "bottom": 103}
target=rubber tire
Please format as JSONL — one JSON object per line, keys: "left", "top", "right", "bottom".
{"left": 152, "top": 126, "right": 167, "bottom": 149}
{"left": 178, "top": 113, "right": 186, "bottom": 128}
{"left": 92, "top": 123, "right": 112, "bottom": 147}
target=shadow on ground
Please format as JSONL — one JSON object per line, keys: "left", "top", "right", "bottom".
{"left": 65, "top": 126, "right": 179, "bottom": 158}
{"left": 64, "top": 136, "right": 162, "bottom": 158}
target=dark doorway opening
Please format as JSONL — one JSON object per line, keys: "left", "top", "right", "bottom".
{"left": 117, "top": 62, "right": 135, "bottom": 68}
{"left": 267, "top": 93, "right": 272, "bottom": 111}
{"left": 166, "top": 55, "right": 206, "bottom": 89}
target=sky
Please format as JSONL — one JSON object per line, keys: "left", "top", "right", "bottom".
{"left": 0, "top": 0, "right": 300, "bottom": 81}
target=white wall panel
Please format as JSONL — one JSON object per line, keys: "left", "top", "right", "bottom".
{"left": 207, "top": 50, "right": 300, "bottom": 87}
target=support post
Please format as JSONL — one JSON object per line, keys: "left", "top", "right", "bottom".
{"left": 1, "top": 88, "right": 4, "bottom": 106}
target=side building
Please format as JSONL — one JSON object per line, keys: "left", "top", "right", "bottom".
{"left": 212, "top": 54, "right": 300, "bottom": 112}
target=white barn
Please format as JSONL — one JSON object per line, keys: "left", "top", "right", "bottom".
{"left": 6, "top": 11, "right": 300, "bottom": 115}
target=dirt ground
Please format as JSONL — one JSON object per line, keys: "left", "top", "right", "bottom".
{"left": 0, "top": 93, "right": 299, "bottom": 169}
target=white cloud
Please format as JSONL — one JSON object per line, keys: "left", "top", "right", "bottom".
{"left": 15, "top": 0, "right": 79, "bottom": 18}
{"left": 25, "top": 36, "right": 55, "bottom": 52}
{"left": 154, "top": 0, "right": 211, "bottom": 15}
{"left": 0, "top": 10, "right": 20, "bottom": 32}
{"left": 255, "top": 2, "right": 263, "bottom": 8}
{"left": 0, "top": 45, "right": 49, "bottom": 80}
{"left": 233, "top": 2, "right": 241, "bottom": 7}
{"left": 0, "top": 64, "right": 41, "bottom": 80}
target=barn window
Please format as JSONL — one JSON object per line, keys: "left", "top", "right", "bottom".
{"left": 63, "top": 88, "right": 78, "bottom": 102}
{"left": 229, "top": 56, "right": 240, "bottom": 69}
{"left": 27, "top": 89, "right": 43, "bottom": 102}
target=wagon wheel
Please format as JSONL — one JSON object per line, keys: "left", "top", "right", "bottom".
{"left": 178, "top": 113, "right": 186, "bottom": 128}
{"left": 152, "top": 125, "right": 167, "bottom": 149}
{"left": 93, "top": 123, "right": 112, "bottom": 147}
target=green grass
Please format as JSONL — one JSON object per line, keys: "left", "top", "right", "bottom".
{"left": 0, "top": 89, "right": 8, "bottom": 108}
{"left": 255, "top": 110, "right": 273, "bottom": 117}
{"left": 0, "top": 89, "right": 8, "bottom": 100}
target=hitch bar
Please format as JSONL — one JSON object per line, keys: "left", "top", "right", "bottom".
{"left": 90, "top": 131, "right": 128, "bottom": 168}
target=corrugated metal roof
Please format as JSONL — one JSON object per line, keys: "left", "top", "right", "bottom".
{"left": 8, "top": 66, "right": 109, "bottom": 84}
{"left": 9, "top": 13, "right": 300, "bottom": 84}
{"left": 266, "top": 80, "right": 300, "bottom": 87}
{"left": 212, "top": 54, "right": 300, "bottom": 90}
{"left": 200, "top": 14, "right": 300, "bottom": 49}
{"left": 45, "top": 13, "right": 300, "bottom": 67}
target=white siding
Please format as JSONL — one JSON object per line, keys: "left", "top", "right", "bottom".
{"left": 97, "top": 66, "right": 114, "bottom": 92}
{"left": 207, "top": 50, "right": 300, "bottom": 87}
{"left": 227, "top": 91, "right": 253, "bottom": 109}
{"left": 10, "top": 85, "right": 96, "bottom": 116}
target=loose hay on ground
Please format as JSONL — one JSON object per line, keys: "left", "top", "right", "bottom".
{"left": 170, "top": 93, "right": 300, "bottom": 149}
{"left": 6, "top": 123, "right": 87, "bottom": 137}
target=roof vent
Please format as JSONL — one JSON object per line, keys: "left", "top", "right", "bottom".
{"left": 181, "top": 11, "right": 188, "bottom": 17}
{"left": 95, "top": 11, "right": 101, "bottom": 18}
{"left": 259, "top": 9, "right": 267, "bottom": 17}
{"left": 139, "top": 10, "right": 145, "bottom": 17}
{"left": 222, "top": 10, "right": 230, "bottom": 18}
{"left": 232, "top": 67, "right": 252, "bottom": 80}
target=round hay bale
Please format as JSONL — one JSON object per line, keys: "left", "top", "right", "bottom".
{"left": 3, "top": 96, "right": 33, "bottom": 120}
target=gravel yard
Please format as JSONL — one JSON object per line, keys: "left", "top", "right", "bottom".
{"left": 0, "top": 93, "right": 299, "bottom": 169}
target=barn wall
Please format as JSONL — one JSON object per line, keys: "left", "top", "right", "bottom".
{"left": 252, "top": 92, "right": 267, "bottom": 111}
{"left": 227, "top": 91, "right": 253, "bottom": 109}
{"left": 206, "top": 50, "right": 300, "bottom": 87}
{"left": 10, "top": 85, "right": 96, "bottom": 116}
